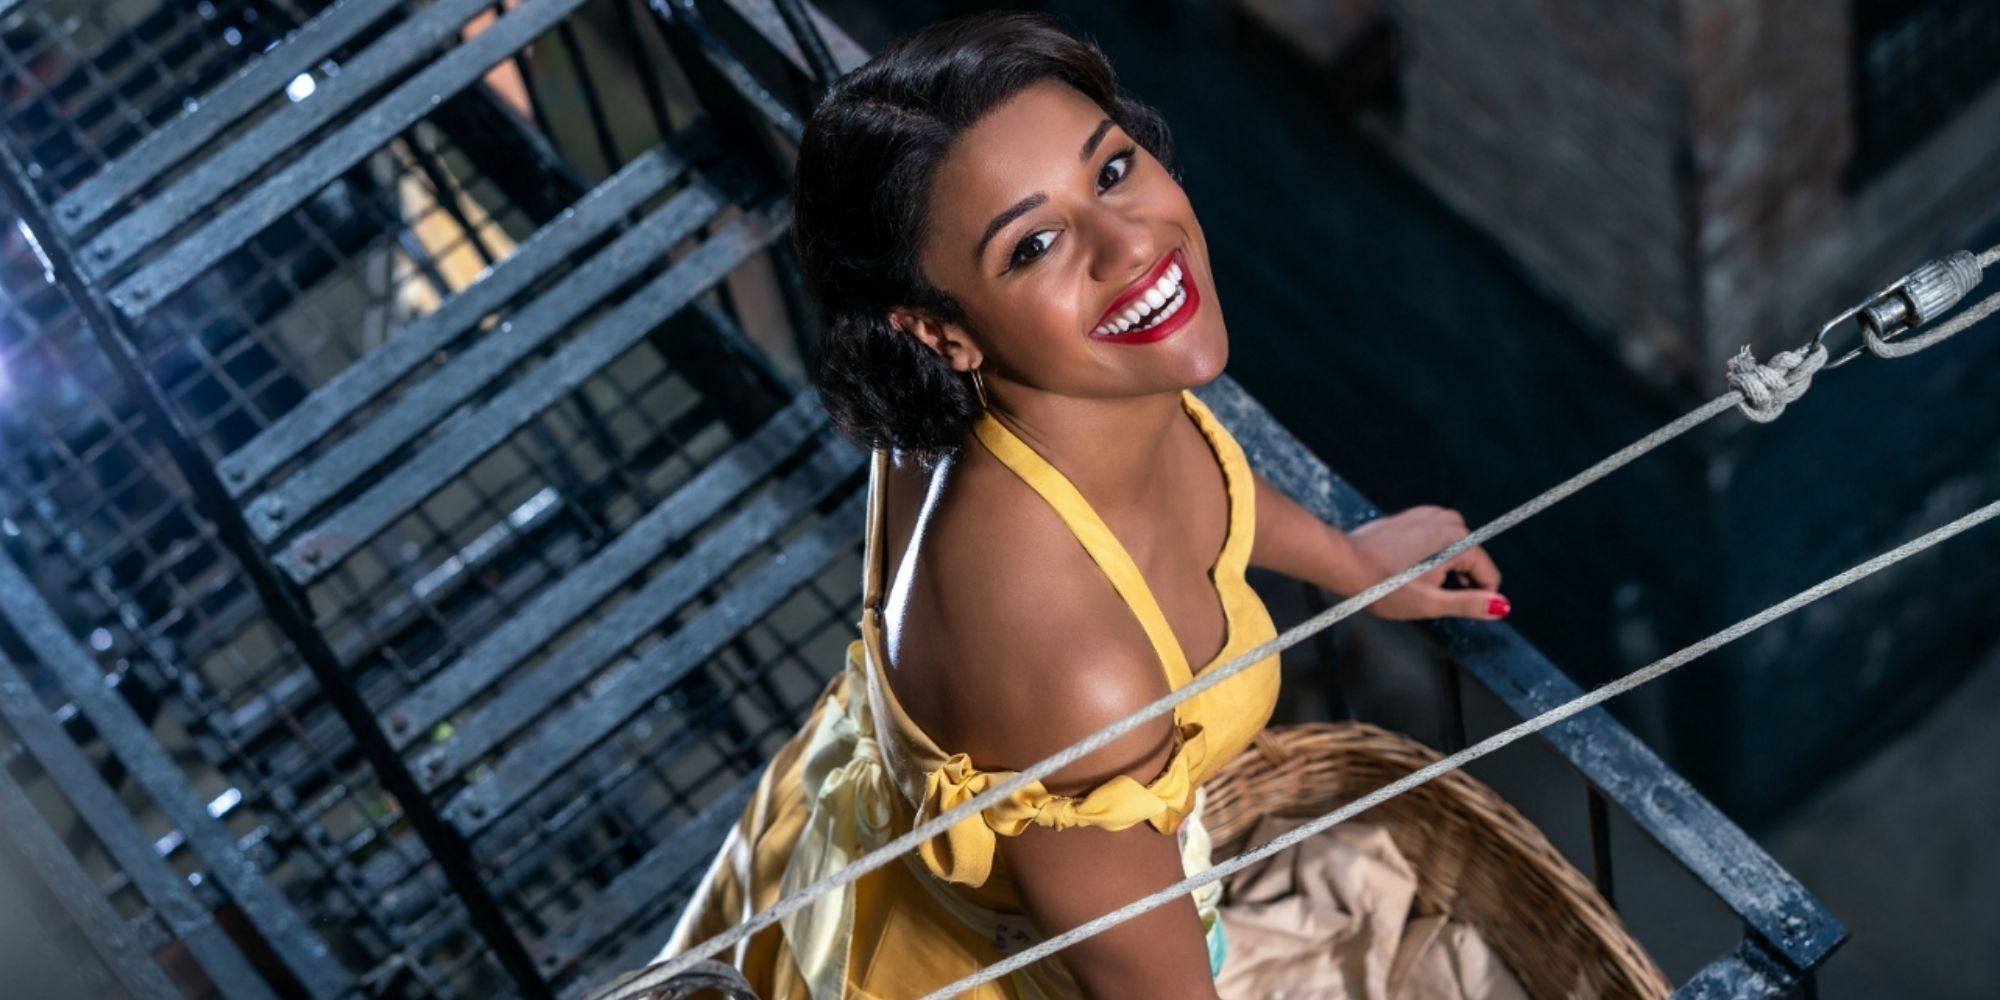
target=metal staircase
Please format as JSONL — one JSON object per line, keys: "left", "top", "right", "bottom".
{"left": 0, "top": 1, "right": 870, "bottom": 995}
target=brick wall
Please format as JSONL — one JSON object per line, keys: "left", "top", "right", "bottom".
{"left": 1363, "top": 0, "right": 2000, "bottom": 391}
{"left": 1360, "top": 0, "right": 1694, "bottom": 383}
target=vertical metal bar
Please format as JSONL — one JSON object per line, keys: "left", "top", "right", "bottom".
{"left": 1299, "top": 583, "right": 1352, "bottom": 719}
{"left": 553, "top": 21, "right": 626, "bottom": 174}
{"left": 615, "top": 0, "right": 682, "bottom": 143}
{"left": 693, "top": 295, "right": 800, "bottom": 396}
{"left": 647, "top": 0, "right": 804, "bottom": 155}
{"left": 1436, "top": 658, "right": 1466, "bottom": 753}
{"left": 767, "top": 0, "right": 839, "bottom": 97}
{"left": 431, "top": 80, "right": 584, "bottom": 222}
{"left": 0, "top": 138, "right": 554, "bottom": 1000}
{"left": 766, "top": 238, "right": 823, "bottom": 374}
{"left": 494, "top": 1, "right": 558, "bottom": 130}
{"left": 644, "top": 295, "right": 787, "bottom": 435}
{"left": 398, "top": 129, "right": 499, "bottom": 267}
{"left": 1587, "top": 783, "right": 1617, "bottom": 910}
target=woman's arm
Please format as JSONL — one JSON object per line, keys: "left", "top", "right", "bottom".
{"left": 934, "top": 546, "right": 1224, "bottom": 998}
{"left": 984, "top": 639, "right": 1223, "bottom": 999}
{"left": 1001, "top": 827, "right": 1218, "bottom": 998}
{"left": 996, "top": 706, "right": 1221, "bottom": 999}
{"left": 1249, "top": 472, "right": 1510, "bottom": 621}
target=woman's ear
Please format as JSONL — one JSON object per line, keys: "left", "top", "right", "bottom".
{"left": 887, "top": 307, "right": 984, "bottom": 372}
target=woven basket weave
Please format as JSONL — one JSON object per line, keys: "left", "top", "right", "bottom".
{"left": 1200, "top": 722, "right": 1673, "bottom": 1000}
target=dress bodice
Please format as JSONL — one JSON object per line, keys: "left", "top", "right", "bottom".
{"left": 862, "top": 390, "right": 1284, "bottom": 889}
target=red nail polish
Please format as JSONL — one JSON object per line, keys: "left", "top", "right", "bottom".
{"left": 1488, "top": 597, "right": 1511, "bottom": 618}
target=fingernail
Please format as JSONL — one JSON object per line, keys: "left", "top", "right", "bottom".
{"left": 1488, "top": 597, "right": 1511, "bottom": 618}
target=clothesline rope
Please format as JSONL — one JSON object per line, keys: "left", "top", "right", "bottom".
{"left": 615, "top": 243, "right": 1999, "bottom": 998}
{"left": 927, "top": 493, "right": 2000, "bottom": 997}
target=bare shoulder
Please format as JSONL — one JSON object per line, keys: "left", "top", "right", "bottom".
{"left": 895, "top": 449, "right": 1177, "bottom": 794}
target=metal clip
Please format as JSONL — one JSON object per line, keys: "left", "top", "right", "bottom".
{"left": 1818, "top": 250, "right": 1982, "bottom": 369}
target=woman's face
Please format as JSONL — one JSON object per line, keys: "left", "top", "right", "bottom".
{"left": 903, "top": 79, "right": 1227, "bottom": 404}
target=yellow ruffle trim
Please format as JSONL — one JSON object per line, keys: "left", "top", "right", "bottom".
{"left": 914, "top": 722, "right": 1209, "bottom": 887}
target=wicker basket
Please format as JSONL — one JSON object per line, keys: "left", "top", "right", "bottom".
{"left": 1200, "top": 722, "right": 1672, "bottom": 1000}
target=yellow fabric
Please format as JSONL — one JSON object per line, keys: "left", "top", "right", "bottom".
{"left": 660, "top": 390, "right": 1282, "bottom": 998}
{"left": 916, "top": 720, "right": 1210, "bottom": 888}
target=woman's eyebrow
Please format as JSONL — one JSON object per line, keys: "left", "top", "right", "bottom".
{"left": 975, "top": 193, "right": 1046, "bottom": 262}
{"left": 973, "top": 117, "right": 1118, "bottom": 263}
{"left": 1077, "top": 117, "right": 1115, "bottom": 163}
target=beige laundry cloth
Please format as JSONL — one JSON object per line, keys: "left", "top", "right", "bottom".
{"left": 1214, "top": 817, "right": 1528, "bottom": 1000}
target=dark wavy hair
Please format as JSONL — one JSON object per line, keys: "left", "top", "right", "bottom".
{"left": 792, "top": 9, "right": 1178, "bottom": 458}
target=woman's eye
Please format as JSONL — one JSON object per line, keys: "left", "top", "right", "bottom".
{"left": 1003, "top": 146, "right": 1138, "bottom": 273}
{"left": 1009, "top": 230, "right": 1055, "bottom": 269}
{"left": 1098, "top": 147, "right": 1136, "bottom": 190}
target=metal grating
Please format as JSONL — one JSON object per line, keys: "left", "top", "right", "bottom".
{"left": 1, "top": 0, "right": 860, "bottom": 995}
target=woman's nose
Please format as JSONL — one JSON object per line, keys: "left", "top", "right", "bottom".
{"left": 1085, "top": 208, "right": 1155, "bottom": 285}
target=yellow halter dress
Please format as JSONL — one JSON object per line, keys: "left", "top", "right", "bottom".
{"left": 659, "top": 390, "right": 1283, "bottom": 998}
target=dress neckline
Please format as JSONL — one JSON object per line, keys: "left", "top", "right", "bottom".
{"left": 967, "top": 390, "right": 1253, "bottom": 690}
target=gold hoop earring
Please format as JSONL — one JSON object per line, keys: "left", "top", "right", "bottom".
{"left": 969, "top": 368, "right": 990, "bottom": 411}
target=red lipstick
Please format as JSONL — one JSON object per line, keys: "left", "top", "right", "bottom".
{"left": 1090, "top": 247, "right": 1200, "bottom": 346}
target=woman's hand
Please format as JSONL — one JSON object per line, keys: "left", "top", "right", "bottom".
{"left": 1250, "top": 474, "right": 1508, "bottom": 622}
{"left": 1347, "top": 506, "right": 1509, "bottom": 621}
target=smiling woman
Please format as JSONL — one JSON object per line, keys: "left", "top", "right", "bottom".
{"left": 796, "top": 13, "right": 1189, "bottom": 461}
{"left": 651, "top": 10, "right": 1517, "bottom": 999}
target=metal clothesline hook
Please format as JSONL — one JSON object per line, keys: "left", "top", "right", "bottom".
{"left": 1816, "top": 250, "right": 1984, "bottom": 369}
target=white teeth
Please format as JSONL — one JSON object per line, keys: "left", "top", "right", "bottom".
{"left": 1095, "top": 261, "right": 1192, "bottom": 336}
{"left": 1150, "top": 285, "right": 1186, "bottom": 324}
